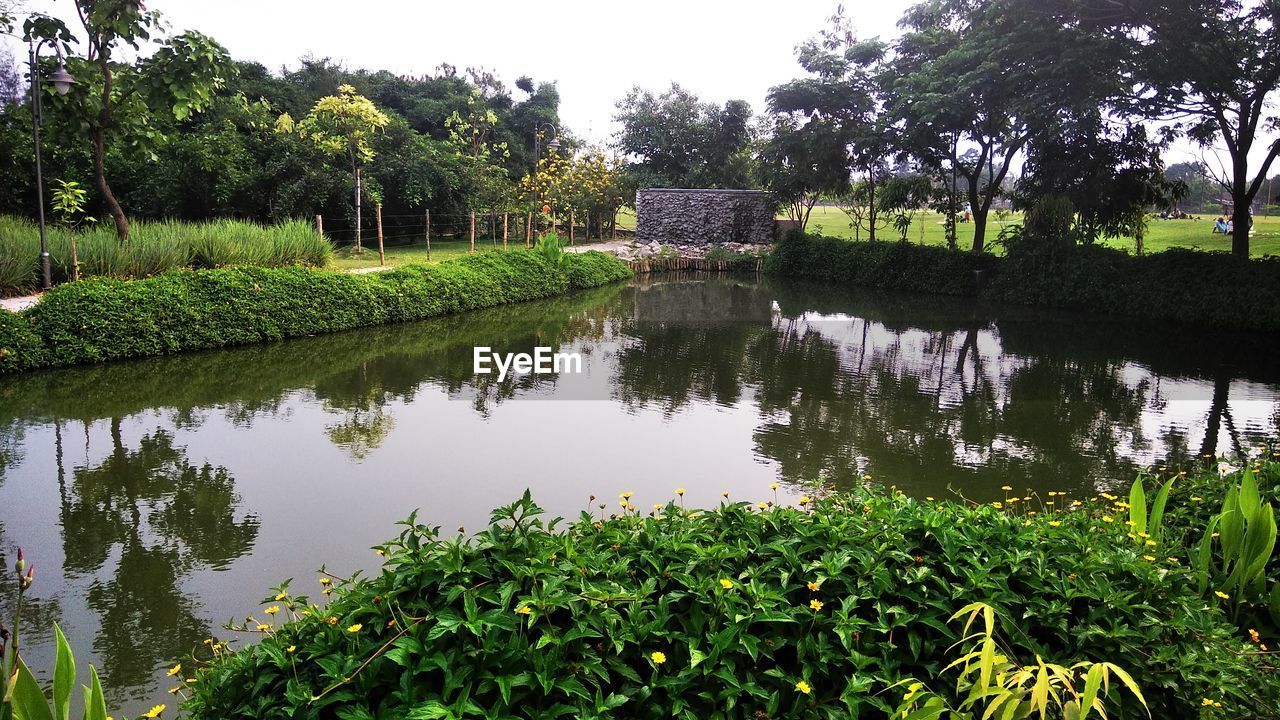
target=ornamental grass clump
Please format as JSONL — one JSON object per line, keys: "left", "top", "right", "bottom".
{"left": 184, "top": 489, "right": 1275, "bottom": 720}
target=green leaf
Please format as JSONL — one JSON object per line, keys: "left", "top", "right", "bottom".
{"left": 52, "top": 624, "right": 74, "bottom": 720}
{"left": 12, "top": 658, "right": 55, "bottom": 720}
{"left": 1128, "top": 476, "right": 1147, "bottom": 536}
{"left": 84, "top": 666, "right": 108, "bottom": 720}
{"left": 1077, "top": 664, "right": 1103, "bottom": 720}
{"left": 688, "top": 647, "right": 707, "bottom": 669}
{"left": 1148, "top": 477, "right": 1175, "bottom": 542}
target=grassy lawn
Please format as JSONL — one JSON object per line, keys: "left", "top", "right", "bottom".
{"left": 617, "top": 204, "right": 1280, "bottom": 256}
{"left": 330, "top": 235, "right": 619, "bottom": 270}
{"left": 799, "top": 205, "right": 1280, "bottom": 257}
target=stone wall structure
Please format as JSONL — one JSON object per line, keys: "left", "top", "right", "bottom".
{"left": 635, "top": 188, "right": 776, "bottom": 245}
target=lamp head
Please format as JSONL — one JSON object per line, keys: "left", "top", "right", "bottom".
{"left": 49, "top": 62, "right": 77, "bottom": 96}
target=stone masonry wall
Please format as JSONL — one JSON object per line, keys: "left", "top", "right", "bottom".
{"left": 635, "top": 189, "right": 776, "bottom": 245}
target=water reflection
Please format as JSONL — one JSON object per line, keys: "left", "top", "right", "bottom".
{"left": 59, "top": 421, "right": 258, "bottom": 695}
{"left": 0, "top": 275, "right": 1276, "bottom": 712}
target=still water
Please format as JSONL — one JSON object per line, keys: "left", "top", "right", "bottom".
{"left": 1, "top": 274, "right": 1277, "bottom": 713}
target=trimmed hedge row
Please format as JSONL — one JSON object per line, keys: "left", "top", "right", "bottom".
{"left": 766, "top": 234, "right": 1280, "bottom": 330}
{"left": 0, "top": 250, "right": 631, "bottom": 373}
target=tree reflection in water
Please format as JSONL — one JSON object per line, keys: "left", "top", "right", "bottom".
{"left": 58, "top": 420, "right": 258, "bottom": 697}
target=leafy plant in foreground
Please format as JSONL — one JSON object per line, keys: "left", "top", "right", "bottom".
{"left": 1193, "top": 467, "right": 1280, "bottom": 626}
{"left": 890, "top": 602, "right": 1148, "bottom": 720}
{"left": 1, "top": 550, "right": 111, "bottom": 720}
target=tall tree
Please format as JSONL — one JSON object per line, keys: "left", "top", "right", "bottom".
{"left": 284, "top": 84, "right": 389, "bottom": 251}
{"left": 613, "top": 83, "right": 754, "bottom": 190}
{"left": 889, "top": 0, "right": 1121, "bottom": 253}
{"left": 1108, "top": 0, "right": 1280, "bottom": 257}
{"left": 766, "top": 7, "right": 891, "bottom": 238}
{"left": 29, "top": 1, "right": 232, "bottom": 241}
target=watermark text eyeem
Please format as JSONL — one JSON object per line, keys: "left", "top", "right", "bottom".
{"left": 474, "top": 347, "right": 583, "bottom": 382}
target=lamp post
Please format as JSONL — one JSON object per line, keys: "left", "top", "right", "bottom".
{"left": 532, "top": 123, "right": 559, "bottom": 238}
{"left": 29, "top": 39, "right": 77, "bottom": 291}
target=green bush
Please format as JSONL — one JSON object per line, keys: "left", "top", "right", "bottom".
{"left": 4, "top": 250, "right": 629, "bottom": 371}
{"left": 767, "top": 233, "right": 1280, "bottom": 330}
{"left": 563, "top": 249, "right": 634, "bottom": 289}
{"left": 0, "top": 309, "right": 45, "bottom": 372}
{"left": 0, "top": 216, "right": 333, "bottom": 296}
{"left": 183, "top": 491, "right": 1274, "bottom": 720}
{"left": 766, "top": 233, "right": 993, "bottom": 296}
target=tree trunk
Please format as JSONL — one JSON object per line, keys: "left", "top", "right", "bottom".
{"left": 1230, "top": 191, "right": 1250, "bottom": 258}
{"left": 867, "top": 175, "right": 878, "bottom": 242}
{"left": 354, "top": 165, "right": 363, "bottom": 252}
{"left": 90, "top": 131, "right": 129, "bottom": 242}
{"left": 970, "top": 205, "right": 989, "bottom": 254}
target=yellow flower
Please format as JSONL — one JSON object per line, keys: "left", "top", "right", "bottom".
{"left": 796, "top": 680, "right": 812, "bottom": 695}
{"left": 287, "top": 645, "right": 297, "bottom": 653}
{"left": 798, "top": 496, "right": 811, "bottom": 505}
{"left": 326, "top": 616, "right": 338, "bottom": 625}
{"left": 722, "top": 490, "right": 729, "bottom": 498}
{"left": 1215, "top": 590, "right": 1230, "bottom": 600}
{"left": 319, "top": 577, "right": 332, "bottom": 585}
{"left": 807, "top": 581, "right": 820, "bottom": 592}
{"left": 255, "top": 624, "right": 270, "bottom": 632}
{"left": 166, "top": 664, "right": 181, "bottom": 677}
{"left": 809, "top": 599, "right": 824, "bottom": 611}
{"left": 1249, "top": 628, "right": 1260, "bottom": 643}
{"left": 653, "top": 504, "right": 662, "bottom": 511}
{"left": 167, "top": 686, "right": 181, "bottom": 694}
{"left": 720, "top": 579, "right": 733, "bottom": 590}
{"left": 675, "top": 487, "right": 685, "bottom": 496}
{"left": 1102, "top": 516, "right": 1115, "bottom": 523}
{"left": 275, "top": 592, "right": 288, "bottom": 601}
{"left": 1191, "top": 496, "right": 1203, "bottom": 502}
{"left": 1000, "top": 485, "right": 1013, "bottom": 491}
{"left": 265, "top": 605, "right": 280, "bottom": 615}
{"left": 770, "top": 483, "right": 780, "bottom": 490}
{"left": 650, "top": 651, "right": 666, "bottom": 664}
{"left": 757, "top": 502, "right": 767, "bottom": 509}
{"left": 1145, "top": 540, "right": 1156, "bottom": 547}
{"left": 1143, "top": 555, "right": 1156, "bottom": 561}
{"left": 346, "top": 623, "right": 362, "bottom": 633}
{"left": 142, "top": 705, "right": 166, "bottom": 719}
{"left": 1048, "top": 521, "right": 1061, "bottom": 527}
{"left": 992, "top": 501, "right": 1004, "bottom": 509}
{"left": 620, "top": 491, "right": 632, "bottom": 499}
{"left": 862, "top": 474, "right": 872, "bottom": 480}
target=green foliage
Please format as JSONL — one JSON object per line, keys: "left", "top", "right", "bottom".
{"left": 768, "top": 233, "right": 1280, "bottom": 331}
{"left": 2, "top": 250, "right": 629, "bottom": 372}
{"left": 0, "top": 310, "right": 45, "bottom": 373}
{"left": 614, "top": 84, "right": 755, "bottom": 190}
{"left": 1127, "top": 473, "right": 1176, "bottom": 544}
{"left": 534, "top": 229, "right": 567, "bottom": 270}
{"left": 292, "top": 84, "right": 390, "bottom": 168}
{"left": 0, "top": 216, "right": 331, "bottom": 296}
{"left": 1193, "top": 467, "right": 1280, "bottom": 628}
{"left": 766, "top": 232, "right": 992, "bottom": 296}
{"left": 185, "top": 490, "right": 1270, "bottom": 719}
{"left": 890, "top": 602, "right": 1148, "bottom": 720}
{"left": 1, "top": 551, "right": 111, "bottom": 720}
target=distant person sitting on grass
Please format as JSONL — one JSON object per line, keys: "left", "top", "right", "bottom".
{"left": 1213, "top": 216, "right": 1229, "bottom": 233}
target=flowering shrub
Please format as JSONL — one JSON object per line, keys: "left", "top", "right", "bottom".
{"left": 0, "top": 250, "right": 630, "bottom": 373}
{"left": 184, "top": 489, "right": 1274, "bottom": 719}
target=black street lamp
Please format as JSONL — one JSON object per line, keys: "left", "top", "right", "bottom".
{"left": 28, "top": 39, "right": 77, "bottom": 291}
{"left": 533, "top": 122, "right": 560, "bottom": 172}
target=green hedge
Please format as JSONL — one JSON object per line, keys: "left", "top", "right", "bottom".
{"left": 766, "top": 234, "right": 1280, "bottom": 330}
{"left": 184, "top": 487, "right": 1275, "bottom": 720}
{"left": 0, "top": 250, "right": 630, "bottom": 372}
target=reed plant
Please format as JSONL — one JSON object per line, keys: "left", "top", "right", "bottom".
{"left": 0, "top": 216, "right": 333, "bottom": 296}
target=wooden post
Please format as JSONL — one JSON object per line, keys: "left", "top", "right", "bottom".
{"left": 611, "top": 211, "right": 616, "bottom": 241}
{"left": 425, "top": 209, "right": 431, "bottom": 261}
{"left": 469, "top": 211, "right": 476, "bottom": 253}
{"left": 569, "top": 210, "right": 575, "bottom": 245}
{"left": 526, "top": 212, "right": 533, "bottom": 247}
{"left": 315, "top": 214, "right": 324, "bottom": 237}
{"left": 503, "top": 213, "right": 509, "bottom": 249}
{"left": 376, "top": 203, "right": 385, "bottom": 266}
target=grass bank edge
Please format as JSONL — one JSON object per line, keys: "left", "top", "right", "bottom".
{"left": 0, "top": 249, "right": 632, "bottom": 374}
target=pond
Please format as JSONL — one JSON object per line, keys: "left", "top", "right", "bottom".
{"left": 1, "top": 273, "right": 1278, "bottom": 713}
